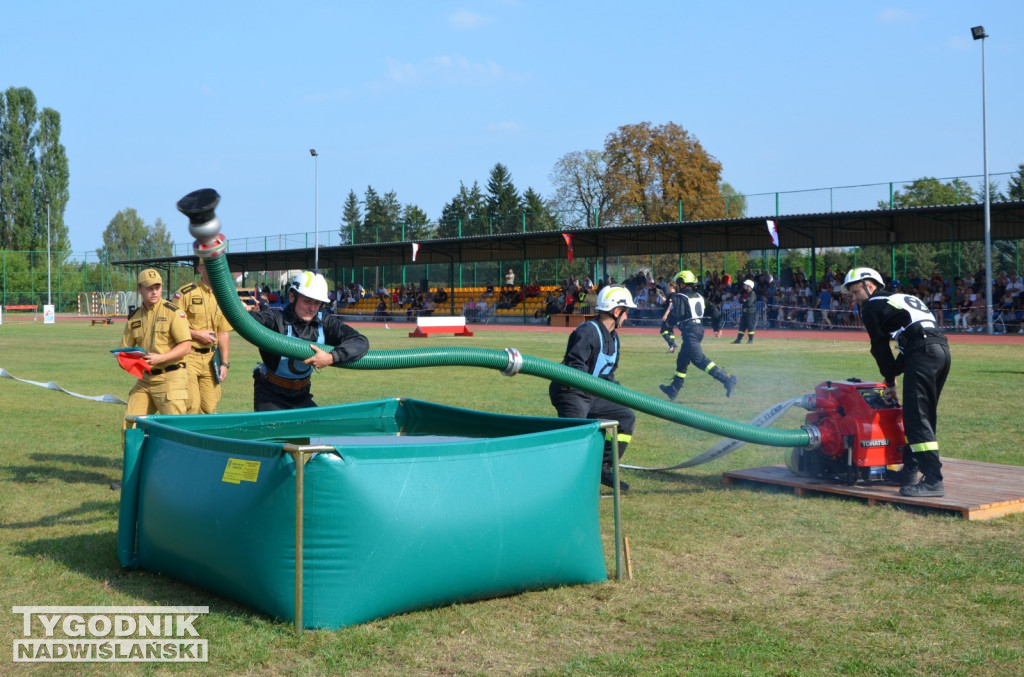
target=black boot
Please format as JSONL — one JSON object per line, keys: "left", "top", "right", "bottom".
{"left": 747, "top": 336, "right": 754, "bottom": 344}
{"left": 600, "top": 465, "right": 629, "bottom": 493}
{"left": 901, "top": 451, "right": 943, "bottom": 496}
{"left": 900, "top": 478, "right": 944, "bottom": 497}
{"left": 710, "top": 367, "right": 737, "bottom": 397}
{"left": 886, "top": 465, "right": 920, "bottom": 487}
{"left": 659, "top": 376, "right": 684, "bottom": 401}
{"left": 732, "top": 335, "right": 743, "bottom": 344}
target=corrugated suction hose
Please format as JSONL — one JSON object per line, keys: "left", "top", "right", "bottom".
{"left": 182, "top": 188, "right": 810, "bottom": 448}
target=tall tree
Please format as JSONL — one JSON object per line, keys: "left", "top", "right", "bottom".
{"left": 485, "top": 162, "right": 523, "bottom": 234}
{"left": 363, "top": 188, "right": 403, "bottom": 242}
{"left": 879, "top": 176, "right": 977, "bottom": 209}
{"left": 1006, "top": 163, "right": 1024, "bottom": 202}
{"left": 720, "top": 182, "right": 747, "bottom": 218}
{"left": 0, "top": 87, "right": 39, "bottom": 250}
{"left": 144, "top": 218, "right": 174, "bottom": 258}
{"left": 549, "top": 149, "right": 614, "bottom": 229}
{"left": 522, "top": 187, "right": 558, "bottom": 232}
{"left": 97, "top": 208, "right": 151, "bottom": 262}
{"left": 401, "top": 204, "right": 433, "bottom": 241}
{"left": 33, "top": 107, "right": 70, "bottom": 254}
{"left": 340, "top": 189, "right": 362, "bottom": 244}
{"left": 603, "top": 121, "right": 724, "bottom": 224}
{"left": 438, "top": 181, "right": 486, "bottom": 237}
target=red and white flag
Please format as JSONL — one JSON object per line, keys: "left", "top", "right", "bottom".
{"left": 411, "top": 242, "right": 420, "bottom": 261}
{"left": 562, "top": 233, "right": 574, "bottom": 263}
{"left": 766, "top": 220, "right": 780, "bottom": 247}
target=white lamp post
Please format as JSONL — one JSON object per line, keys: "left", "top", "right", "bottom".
{"left": 309, "top": 148, "right": 319, "bottom": 271}
{"left": 971, "top": 25, "right": 992, "bottom": 334}
{"left": 45, "top": 197, "right": 52, "bottom": 306}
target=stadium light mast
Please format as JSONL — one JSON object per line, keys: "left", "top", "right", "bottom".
{"left": 971, "top": 25, "right": 992, "bottom": 335}
{"left": 45, "top": 197, "right": 52, "bottom": 306}
{"left": 310, "top": 148, "right": 320, "bottom": 271}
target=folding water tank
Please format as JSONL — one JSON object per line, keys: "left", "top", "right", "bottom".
{"left": 118, "top": 398, "right": 610, "bottom": 629}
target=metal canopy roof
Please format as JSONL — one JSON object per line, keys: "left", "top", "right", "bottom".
{"left": 117, "top": 200, "right": 1024, "bottom": 272}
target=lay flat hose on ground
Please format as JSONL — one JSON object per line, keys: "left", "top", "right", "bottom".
{"left": 187, "top": 210, "right": 810, "bottom": 448}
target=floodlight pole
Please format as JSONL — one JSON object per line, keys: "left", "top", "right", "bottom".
{"left": 310, "top": 148, "right": 320, "bottom": 272}
{"left": 972, "top": 26, "right": 992, "bottom": 334}
{"left": 45, "top": 197, "right": 52, "bottom": 306}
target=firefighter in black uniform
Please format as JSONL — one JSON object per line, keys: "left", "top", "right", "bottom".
{"left": 659, "top": 270, "right": 738, "bottom": 400}
{"left": 549, "top": 285, "right": 637, "bottom": 492}
{"left": 842, "top": 267, "right": 951, "bottom": 497}
{"left": 249, "top": 271, "right": 369, "bottom": 411}
{"left": 733, "top": 278, "right": 758, "bottom": 344}
{"left": 660, "top": 282, "right": 679, "bottom": 353}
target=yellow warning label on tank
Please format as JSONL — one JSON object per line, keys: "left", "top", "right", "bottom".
{"left": 222, "top": 458, "right": 261, "bottom": 484}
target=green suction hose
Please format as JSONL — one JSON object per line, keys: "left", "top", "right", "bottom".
{"left": 179, "top": 188, "right": 811, "bottom": 448}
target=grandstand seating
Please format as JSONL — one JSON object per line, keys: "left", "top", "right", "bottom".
{"left": 335, "top": 286, "right": 562, "bottom": 318}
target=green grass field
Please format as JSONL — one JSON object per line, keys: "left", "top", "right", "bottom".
{"left": 1, "top": 321, "right": 1023, "bottom": 676}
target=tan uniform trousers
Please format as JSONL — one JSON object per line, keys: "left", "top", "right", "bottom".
{"left": 123, "top": 368, "right": 190, "bottom": 433}
{"left": 186, "top": 350, "right": 221, "bottom": 414}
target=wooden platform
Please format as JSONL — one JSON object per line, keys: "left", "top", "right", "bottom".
{"left": 722, "top": 458, "right": 1024, "bottom": 521}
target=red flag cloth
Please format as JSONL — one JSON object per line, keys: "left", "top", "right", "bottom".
{"left": 117, "top": 352, "right": 152, "bottom": 379}
{"left": 562, "top": 233, "right": 574, "bottom": 263}
{"left": 766, "top": 220, "right": 780, "bottom": 247}
{"left": 412, "top": 242, "right": 420, "bottom": 262}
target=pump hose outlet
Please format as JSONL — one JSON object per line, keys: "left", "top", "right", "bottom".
{"left": 178, "top": 189, "right": 811, "bottom": 448}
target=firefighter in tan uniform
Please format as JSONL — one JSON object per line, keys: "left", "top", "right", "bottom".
{"left": 120, "top": 269, "right": 192, "bottom": 432}
{"left": 175, "top": 260, "right": 232, "bottom": 413}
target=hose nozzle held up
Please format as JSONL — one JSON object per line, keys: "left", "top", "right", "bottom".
{"left": 178, "top": 188, "right": 226, "bottom": 258}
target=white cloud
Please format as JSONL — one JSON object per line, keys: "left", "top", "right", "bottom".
{"left": 384, "top": 55, "right": 508, "bottom": 87}
{"left": 487, "top": 121, "right": 521, "bottom": 132}
{"left": 449, "top": 10, "right": 494, "bottom": 30}
{"left": 878, "top": 8, "right": 916, "bottom": 24}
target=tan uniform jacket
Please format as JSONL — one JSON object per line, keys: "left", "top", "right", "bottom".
{"left": 120, "top": 300, "right": 192, "bottom": 426}
{"left": 175, "top": 281, "right": 234, "bottom": 413}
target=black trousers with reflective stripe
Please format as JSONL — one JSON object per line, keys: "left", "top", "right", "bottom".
{"left": 549, "top": 383, "right": 634, "bottom": 467}
{"left": 902, "top": 340, "right": 950, "bottom": 481}
{"left": 675, "top": 322, "right": 713, "bottom": 374}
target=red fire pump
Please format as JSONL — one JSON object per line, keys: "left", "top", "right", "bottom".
{"left": 787, "top": 379, "right": 907, "bottom": 485}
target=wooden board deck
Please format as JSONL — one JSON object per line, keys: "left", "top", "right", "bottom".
{"left": 722, "top": 458, "right": 1024, "bottom": 521}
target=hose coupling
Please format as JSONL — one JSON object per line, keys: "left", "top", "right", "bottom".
{"left": 502, "top": 347, "right": 523, "bottom": 376}
{"left": 193, "top": 233, "right": 228, "bottom": 259}
{"left": 801, "top": 424, "right": 821, "bottom": 451}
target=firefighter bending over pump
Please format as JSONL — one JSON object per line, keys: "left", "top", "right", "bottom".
{"left": 841, "top": 267, "right": 951, "bottom": 498}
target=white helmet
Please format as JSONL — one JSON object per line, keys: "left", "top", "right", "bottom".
{"left": 743, "top": 279, "right": 755, "bottom": 289}
{"left": 841, "top": 267, "right": 884, "bottom": 293}
{"left": 290, "top": 271, "right": 331, "bottom": 304}
{"left": 595, "top": 285, "right": 637, "bottom": 313}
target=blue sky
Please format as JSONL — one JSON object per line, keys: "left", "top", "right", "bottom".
{"left": 4, "top": 1, "right": 1022, "bottom": 254}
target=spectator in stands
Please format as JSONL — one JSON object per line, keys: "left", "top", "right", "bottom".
{"left": 540, "top": 292, "right": 563, "bottom": 324}
{"left": 373, "top": 297, "right": 388, "bottom": 322}
{"left": 475, "top": 296, "right": 490, "bottom": 323}
{"left": 434, "top": 287, "right": 448, "bottom": 304}
{"left": 421, "top": 296, "right": 435, "bottom": 317}
{"left": 504, "top": 268, "right": 515, "bottom": 286}
{"left": 1006, "top": 272, "right": 1024, "bottom": 300}
{"left": 483, "top": 282, "right": 495, "bottom": 299}
{"left": 406, "top": 294, "right": 422, "bottom": 322}
{"left": 463, "top": 297, "right": 478, "bottom": 322}
{"left": 817, "top": 283, "right": 834, "bottom": 329}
